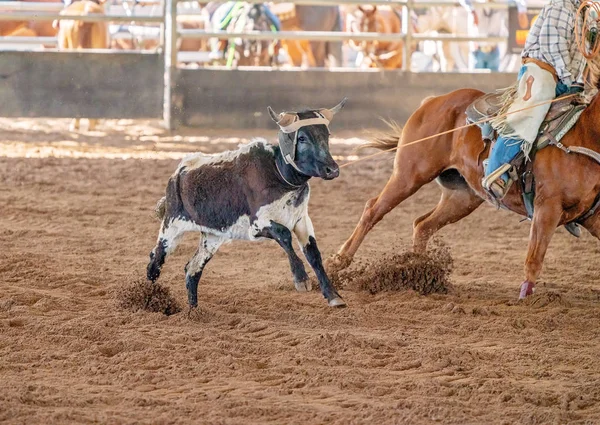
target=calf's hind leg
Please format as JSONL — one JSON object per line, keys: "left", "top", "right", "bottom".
{"left": 257, "top": 221, "right": 312, "bottom": 292}
{"left": 185, "top": 233, "right": 223, "bottom": 308}
{"left": 147, "top": 219, "right": 191, "bottom": 282}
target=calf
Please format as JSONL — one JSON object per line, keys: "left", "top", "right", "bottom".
{"left": 147, "top": 99, "right": 347, "bottom": 308}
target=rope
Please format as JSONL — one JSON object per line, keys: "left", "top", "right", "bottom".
{"left": 576, "top": 0, "right": 600, "bottom": 60}
{"left": 339, "top": 93, "right": 578, "bottom": 169}
{"left": 575, "top": 1, "right": 600, "bottom": 87}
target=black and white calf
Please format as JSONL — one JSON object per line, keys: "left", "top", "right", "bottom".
{"left": 147, "top": 99, "right": 347, "bottom": 308}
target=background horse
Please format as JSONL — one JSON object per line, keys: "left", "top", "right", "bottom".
{"left": 346, "top": 5, "right": 407, "bottom": 70}
{"left": 54, "top": 0, "right": 108, "bottom": 131}
{"left": 0, "top": 0, "right": 58, "bottom": 43}
{"left": 329, "top": 75, "right": 600, "bottom": 299}
{"left": 294, "top": 6, "right": 342, "bottom": 68}
{"left": 208, "top": 2, "right": 279, "bottom": 67}
{"left": 270, "top": 2, "right": 316, "bottom": 68}
{"left": 414, "top": 5, "right": 471, "bottom": 72}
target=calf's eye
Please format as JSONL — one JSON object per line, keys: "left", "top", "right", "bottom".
{"left": 298, "top": 135, "right": 307, "bottom": 142}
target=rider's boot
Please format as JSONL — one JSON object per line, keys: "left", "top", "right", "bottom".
{"left": 481, "top": 163, "right": 514, "bottom": 200}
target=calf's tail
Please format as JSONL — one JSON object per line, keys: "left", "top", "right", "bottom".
{"left": 154, "top": 196, "right": 167, "bottom": 220}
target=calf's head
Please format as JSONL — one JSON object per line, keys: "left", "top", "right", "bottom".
{"left": 268, "top": 98, "right": 347, "bottom": 180}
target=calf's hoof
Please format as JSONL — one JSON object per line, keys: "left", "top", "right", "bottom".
{"left": 519, "top": 280, "right": 535, "bottom": 299}
{"left": 146, "top": 263, "right": 161, "bottom": 282}
{"left": 294, "top": 279, "right": 312, "bottom": 292}
{"left": 328, "top": 297, "right": 347, "bottom": 308}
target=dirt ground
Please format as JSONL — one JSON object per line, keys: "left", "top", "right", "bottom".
{"left": 1, "top": 118, "right": 600, "bottom": 425}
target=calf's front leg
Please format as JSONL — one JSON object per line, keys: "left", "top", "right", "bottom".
{"left": 294, "top": 215, "right": 346, "bottom": 308}
{"left": 257, "top": 221, "right": 312, "bottom": 292}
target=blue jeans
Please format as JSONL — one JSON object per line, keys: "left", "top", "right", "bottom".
{"left": 485, "top": 69, "right": 567, "bottom": 182}
{"left": 472, "top": 47, "right": 500, "bottom": 72}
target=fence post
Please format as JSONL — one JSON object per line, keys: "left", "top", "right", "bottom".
{"left": 163, "top": 0, "right": 179, "bottom": 130}
{"left": 402, "top": 0, "right": 413, "bottom": 72}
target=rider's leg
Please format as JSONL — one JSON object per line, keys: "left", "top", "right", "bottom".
{"left": 482, "top": 63, "right": 556, "bottom": 198}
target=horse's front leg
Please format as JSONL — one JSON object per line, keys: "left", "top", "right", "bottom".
{"left": 520, "top": 199, "right": 563, "bottom": 299}
{"left": 294, "top": 215, "right": 346, "bottom": 307}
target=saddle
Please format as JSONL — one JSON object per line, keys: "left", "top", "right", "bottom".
{"left": 270, "top": 2, "right": 297, "bottom": 25}
{"left": 466, "top": 90, "right": 588, "bottom": 218}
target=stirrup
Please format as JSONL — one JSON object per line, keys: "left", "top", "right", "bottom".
{"left": 482, "top": 163, "right": 514, "bottom": 200}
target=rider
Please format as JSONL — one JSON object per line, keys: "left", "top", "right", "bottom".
{"left": 460, "top": 0, "right": 529, "bottom": 72}
{"left": 481, "top": 0, "right": 586, "bottom": 199}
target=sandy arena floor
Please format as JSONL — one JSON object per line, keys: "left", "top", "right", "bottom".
{"left": 1, "top": 118, "right": 600, "bottom": 424}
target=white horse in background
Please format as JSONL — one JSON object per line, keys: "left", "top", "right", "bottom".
{"left": 413, "top": 5, "right": 472, "bottom": 72}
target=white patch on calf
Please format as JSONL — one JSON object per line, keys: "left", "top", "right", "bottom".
{"left": 251, "top": 189, "right": 310, "bottom": 239}
{"left": 177, "top": 139, "right": 274, "bottom": 173}
{"left": 293, "top": 214, "right": 315, "bottom": 247}
{"left": 186, "top": 234, "right": 223, "bottom": 276}
{"left": 159, "top": 218, "right": 203, "bottom": 254}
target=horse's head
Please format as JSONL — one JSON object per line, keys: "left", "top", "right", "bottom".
{"left": 348, "top": 6, "right": 379, "bottom": 53}
{"left": 235, "top": 4, "right": 276, "bottom": 66}
{"left": 356, "top": 5, "right": 378, "bottom": 33}
{"left": 268, "top": 98, "right": 347, "bottom": 180}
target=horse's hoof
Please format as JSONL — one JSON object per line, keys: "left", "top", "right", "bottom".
{"left": 295, "top": 279, "right": 312, "bottom": 292}
{"left": 328, "top": 297, "right": 347, "bottom": 308}
{"left": 519, "top": 281, "right": 535, "bottom": 299}
{"left": 325, "top": 254, "right": 352, "bottom": 273}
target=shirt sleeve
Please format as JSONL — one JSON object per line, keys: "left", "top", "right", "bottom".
{"left": 538, "top": 6, "right": 575, "bottom": 85}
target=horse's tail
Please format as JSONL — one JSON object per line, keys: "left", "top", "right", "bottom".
{"left": 359, "top": 119, "right": 403, "bottom": 151}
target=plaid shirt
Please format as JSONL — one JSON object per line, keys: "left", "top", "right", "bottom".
{"left": 522, "top": 0, "right": 585, "bottom": 86}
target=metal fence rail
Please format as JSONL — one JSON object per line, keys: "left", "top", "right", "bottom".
{"left": 0, "top": 0, "right": 519, "bottom": 129}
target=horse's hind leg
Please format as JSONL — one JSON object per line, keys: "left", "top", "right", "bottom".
{"left": 413, "top": 185, "right": 483, "bottom": 253}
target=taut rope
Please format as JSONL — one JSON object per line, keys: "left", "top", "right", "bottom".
{"left": 339, "top": 94, "right": 578, "bottom": 169}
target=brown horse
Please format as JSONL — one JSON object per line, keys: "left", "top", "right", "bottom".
{"left": 346, "top": 5, "right": 407, "bottom": 70}
{"left": 271, "top": 3, "right": 316, "bottom": 68}
{"left": 54, "top": 0, "right": 108, "bottom": 131}
{"left": 328, "top": 82, "right": 600, "bottom": 299}
{"left": 0, "top": 0, "right": 58, "bottom": 42}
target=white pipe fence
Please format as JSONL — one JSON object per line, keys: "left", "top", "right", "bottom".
{"left": 0, "top": 0, "right": 519, "bottom": 128}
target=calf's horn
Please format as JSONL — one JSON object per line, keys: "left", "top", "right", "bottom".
{"left": 267, "top": 106, "right": 297, "bottom": 128}
{"left": 320, "top": 97, "right": 348, "bottom": 122}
